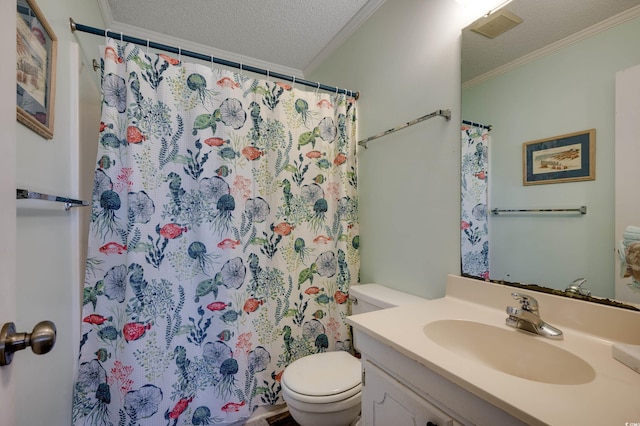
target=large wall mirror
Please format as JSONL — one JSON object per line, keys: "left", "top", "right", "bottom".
{"left": 461, "top": 0, "right": 640, "bottom": 307}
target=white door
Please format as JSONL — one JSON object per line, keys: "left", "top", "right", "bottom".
{"left": 0, "top": 0, "right": 18, "bottom": 423}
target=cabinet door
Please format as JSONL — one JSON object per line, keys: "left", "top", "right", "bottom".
{"left": 362, "top": 361, "right": 454, "bottom": 426}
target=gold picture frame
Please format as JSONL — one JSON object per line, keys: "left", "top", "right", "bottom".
{"left": 523, "top": 129, "right": 595, "bottom": 186}
{"left": 16, "top": 0, "right": 57, "bottom": 139}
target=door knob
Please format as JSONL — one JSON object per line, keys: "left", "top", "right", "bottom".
{"left": 0, "top": 321, "right": 56, "bottom": 366}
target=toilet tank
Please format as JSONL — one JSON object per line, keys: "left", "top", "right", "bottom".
{"left": 349, "top": 284, "right": 425, "bottom": 315}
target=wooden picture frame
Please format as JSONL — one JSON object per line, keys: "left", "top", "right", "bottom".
{"left": 16, "top": 0, "right": 57, "bottom": 139}
{"left": 523, "top": 129, "right": 595, "bottom": 186}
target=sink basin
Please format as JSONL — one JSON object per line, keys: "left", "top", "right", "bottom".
{"left": 423, "top": 319, "right": 596, "bottom": 385}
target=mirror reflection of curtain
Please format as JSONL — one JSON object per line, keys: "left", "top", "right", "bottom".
{"left": 461, "top": 124, "right": 489, "bottom": 278}
{"left": 72, "top": 39, "right": 359, "bottom": 425}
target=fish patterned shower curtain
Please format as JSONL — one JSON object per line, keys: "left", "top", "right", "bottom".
{"left": 460, "top": 124, "right": 489, "bottom": 279}
{"left": 72, "top": 39, "right": 359, "bottom": 425}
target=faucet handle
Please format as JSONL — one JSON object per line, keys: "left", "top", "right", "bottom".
{"left": 572, "top": 277, "right": 587, "bottom": 287}
{"left": 565, "top": 278, "right": 591, "bottom": 296}
{"left": 510, "top": 292, "right": 538, "bottom": 311}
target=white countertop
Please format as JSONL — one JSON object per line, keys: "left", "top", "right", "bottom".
{"left": 348, "top": 275, "right": 640, "bottom": 425}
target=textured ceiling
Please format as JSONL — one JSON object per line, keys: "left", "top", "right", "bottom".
{"left": 101, "top": 0, "right": 640, "bottom": 80}
{"left": 103, "top": 0, "right": 380, "bottom": 75}
{"left": 462, "top": 0, "right": 640, "bottom": 84}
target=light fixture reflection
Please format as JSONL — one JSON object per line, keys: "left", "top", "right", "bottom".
{"left": 484, "top": 0, "right": 513, "bottom": 16}
{"left": 455, "top": 0, "right": 514, "bottom": 20}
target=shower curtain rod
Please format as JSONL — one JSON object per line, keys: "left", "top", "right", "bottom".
{"left": 462, "top": 119, "right": 492, "bottom": 131}
{"left": 358, "top": 109, "right": 451, "bottom": 148}
{"left": 69, "top": 18, "right": 360, "bottom": 100}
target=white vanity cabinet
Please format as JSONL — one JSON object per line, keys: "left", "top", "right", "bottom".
{"left": 362, "top": 360, "right": 455, "bottom": 426}
{"left": 355, "top": 330, "right": 528, "bottom": 426}
{"left": 349, "top": 275, "right": 640, "bottom": 425}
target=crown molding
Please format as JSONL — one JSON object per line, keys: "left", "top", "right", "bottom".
{"left": 303, "top": 0, "right": 386, "bottom": 76}
{"left": 97, "top": 0, "right": 113, "bottom": 28}
{"left": 463, "top": 4, "right": 640, "bottom": 89}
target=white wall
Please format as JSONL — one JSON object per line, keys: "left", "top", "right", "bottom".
{"left": 309, "top": 0, "right": 469, "bottom": 299}
{"left": 462, "top": 15, "right": 640, "bottom": 298}
{"left": 615, "top": 63, "right": 640, "bottom": 304}
{"left": 15, "top": 1, "right": 103, "bottom": 425}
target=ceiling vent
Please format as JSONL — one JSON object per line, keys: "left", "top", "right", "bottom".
{"left": 469, "top": 9, "right": 523, "bottom": 39}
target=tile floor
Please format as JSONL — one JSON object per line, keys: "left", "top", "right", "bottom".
{"left": 265, "top": 411, "right": 300, "bottom": 426}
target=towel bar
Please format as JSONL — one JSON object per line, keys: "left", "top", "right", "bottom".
{"left": 16, "top": 189, "right": 90, "bottom": 211}
{"left": 491, "top": 206, "right": 587, "bottom": 215}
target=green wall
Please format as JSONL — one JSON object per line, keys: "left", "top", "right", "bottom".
{"left": 310, "top": 0, "right": 469, "bottom": 298}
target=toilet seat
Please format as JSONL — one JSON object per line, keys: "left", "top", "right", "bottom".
{"left": 281, "top": 351, "right": 362, "bottom": 404}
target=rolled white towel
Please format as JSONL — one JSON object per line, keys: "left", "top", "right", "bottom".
{"left": 623, "top": 225, "right": 640, "bottom": 242}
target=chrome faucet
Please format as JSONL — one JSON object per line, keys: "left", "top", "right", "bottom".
{"left": 565, "top": 278, "right": 591, "bottom": 296}
{"left": 505, "top": 292, "right": 563, "bottom": 339}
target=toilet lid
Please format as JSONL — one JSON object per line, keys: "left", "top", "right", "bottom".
{"left": 282, "top": 351, "right": 361, "bottom": 397}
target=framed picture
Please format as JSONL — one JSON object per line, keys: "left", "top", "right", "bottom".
{"left": 523, "top": 129, "right": 595, "bottom": 186}
{"left": 16, "top": 0, "right": 57, "bottom": 139}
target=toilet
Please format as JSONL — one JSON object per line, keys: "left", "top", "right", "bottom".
{"left": 281, "top": 284, "right": 426, "bottom": 426}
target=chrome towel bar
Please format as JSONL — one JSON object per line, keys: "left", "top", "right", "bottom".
{"left": 358, "top": 109, "right": 452, "bottom": 148}
{"left": 16, "top": 189, "right": 90, "bottom": 211}
{"left": 491, "top": 206, "right": 587, "bottom": 215}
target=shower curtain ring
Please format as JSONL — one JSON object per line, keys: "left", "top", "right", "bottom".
{"left": 239, "top": 62, "right": 243, "bottom": 77}
{"left": 104, "top": 28, "right": 111, "bottom": 42}
{"left": 292, "top": 76, "right": 296, "bottom": 90}
{"left": 146, "top": 39, "right": 150, "bottom": 55}
{"left": 266, "top": 69, "right": 270, "bottom": 83}
{"left": 178, "top": 47, "right": 181, "bottom": 63}
{"left": 120, "top": 31, "right": 123, "bottom": 44}
{"left": 211, "top": 55, "right": 214, "bottom": 71}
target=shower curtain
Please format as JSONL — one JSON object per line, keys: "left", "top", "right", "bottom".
{"left": 73, "top": 40, "right": 359, "bottom": 425}
{"left": 460, "top": 123, "right": 489, "bottom": 279}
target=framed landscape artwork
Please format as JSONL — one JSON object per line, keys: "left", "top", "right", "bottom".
{"left": 523, "top": 129, "right": 595, "bottom": 186}
{"left": 16, "top": 0, "right": 57, "bottom": 139}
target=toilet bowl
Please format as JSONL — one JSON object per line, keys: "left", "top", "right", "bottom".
{"left": 281, "top": 351, "right": 362, "bottom": 426}
{"left": 281, "top": 284, "right": 425, "bottom": 426}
